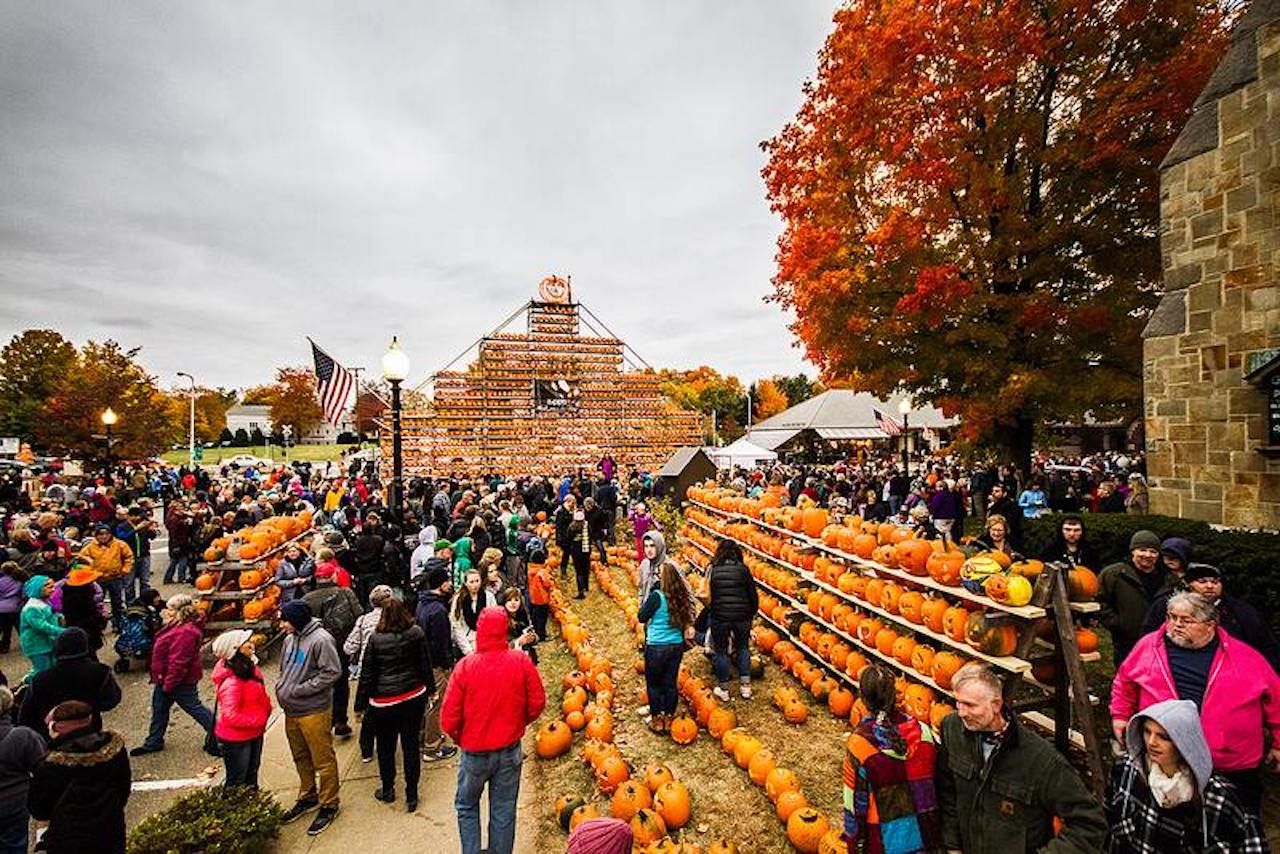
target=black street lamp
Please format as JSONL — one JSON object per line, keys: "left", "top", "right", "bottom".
{"left": 101, "top": 407, "right": 119, "bottom": 477}
{"left": 381, "top": 336, "right": 410, "bottom": 523}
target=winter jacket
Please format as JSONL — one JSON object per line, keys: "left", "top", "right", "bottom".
{"left": 75, "top": 538, "right": 133, "bottom": 581}
{"left": 28, "top": 728, "right": 131, "bottom": 854}
{"left": 1104, "top": 698, "right": 1266, "bottom": 854}
{"left": 0, "top": 719, "right": 43, "bottom": 818}
{"left": 409, "top": 526, "right": 438, "bottom": 584}
{"left": 212, "top": 659, "right": 272, "bottom": 743}
{"left": 354, "top": 625, "right": 434, "bottom": 710}
{"left": 352, "top": 529, "right": 385, "bottom": 577}
{"left": 415, "top": 589, "right": 454, "bottom": 669}
{"left": 19, "top": 588, "right": 63, "bottom": 664}
{"left": 276, "top": 618, "right": 341, "bottom": 716}
{"left": 302, "top": 583, "right": 361, "bottom": 646}
{"left": 843, "top": 712, "right": 942, "bottom": 854}
{"left": 936, "top": 712, "right": 1106, "bottom": 854}
{"left": 440, "top": 608, "right": 545, "bottom": 752}
{"left": 19, "top": 655, "right": 122, "bottom": 741}
{"left": 1141, "top": 591, "right": 1280, "bottom": 673}
{"left": 706, "top": 559, "right": 758, "bottom": 624}
{"left": 1098, "top": 561, "right": 1175, "bottom": 662}
{"left": 149, "top": 620, "right": 204, "bottom": 692}
{"left": 1038, "top": 538, "right": 1102, "bottom": 573}
{"left": 1110, "top": 627, "right": 1280, "bottom": 773}
{"left": 928, "top": 488, "right": 962, "bottom": 521}
{"left": 344, "top": 607, "right": 382, "bottom": 667}
{"left": 528, "top": 563, "right": 553, "bottom": 607}
{"left": 56, "top": 583, "right": 106, "bottom": 652}
{"left": 274, "top": 555, "right": 314, "bottom": 603}
{"left": 0, "top": 575, "right": 23, "bottom": 615}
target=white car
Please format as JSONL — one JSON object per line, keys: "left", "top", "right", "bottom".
{"left": 224, "top": 454, "right": 272, "bottom": 469}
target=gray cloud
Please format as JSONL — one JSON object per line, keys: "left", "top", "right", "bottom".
{"left": 0, "top": 1, "right": 831, "bottom": 390}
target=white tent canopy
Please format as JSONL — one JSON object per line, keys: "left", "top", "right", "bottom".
{"left": 707, "top": 436, "right": 777, "bottom": 469}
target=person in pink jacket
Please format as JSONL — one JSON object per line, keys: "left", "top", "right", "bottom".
{"left": 133, "top": 594, "right": 213, "bottom": 756}
{"left": 211, "top": 629, "right": 273, "bottom": 788}
{"left": 1111, "top": 590, "right": 1280, "bottom": 815}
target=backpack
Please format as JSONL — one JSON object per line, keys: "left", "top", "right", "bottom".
{"left": 310, "top": 588, "right": 358, "bottom": 642}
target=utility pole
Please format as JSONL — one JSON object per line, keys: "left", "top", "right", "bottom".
{"left": 177, "top": 372, "right": 196, "bottom": 468}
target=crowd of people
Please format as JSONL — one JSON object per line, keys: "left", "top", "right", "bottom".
{"left": 0, "top": 446, "right": 1275, "bottom": 852}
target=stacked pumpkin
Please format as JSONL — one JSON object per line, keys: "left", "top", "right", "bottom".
{"left": 535, "top": 595, "right": 616, "bottom": 761}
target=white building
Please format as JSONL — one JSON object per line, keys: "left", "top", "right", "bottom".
{"left": 224, "top": 404, "right": 356, "bottom": 445}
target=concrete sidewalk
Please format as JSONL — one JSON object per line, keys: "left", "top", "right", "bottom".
{"left": 259, "top": 712, "right": 541, "bottom": 852}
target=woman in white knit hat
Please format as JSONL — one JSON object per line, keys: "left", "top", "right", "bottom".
{"left": 210, "top": 629, "right": 273, "bottom": 787}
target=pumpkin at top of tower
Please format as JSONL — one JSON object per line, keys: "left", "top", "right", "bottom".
{"left": 538, "top": 275, "right": 571, "bottom": 304}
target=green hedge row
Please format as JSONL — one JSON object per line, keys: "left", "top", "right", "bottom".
{"left": 1013, "top": 513, "right": 1280, "bottom": 634}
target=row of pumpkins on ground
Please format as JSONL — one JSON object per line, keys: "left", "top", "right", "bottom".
{"left": 683, "top": 504, "right": 1099, "bottom": 610}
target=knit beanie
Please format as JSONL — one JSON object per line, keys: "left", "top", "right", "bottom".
{"left": 568, "top": 818, "right": 633, "bottom": 854}
{"left": 211, "top": 629, "right": 253, "bottom": 661}
{"left": 54, "top": 627, "right": 90, "bottom": 661}
{"left": 1129, "top": 530, "right": 1161, "bottom": 551}
{"left": 281, "top": 600, "right": 312, "bottom": 630}
{"left": 369, "top": 585, "right": 394, "bottom": 607}
{"left": 426, "top": 567, "right": 451, "bottom": 590}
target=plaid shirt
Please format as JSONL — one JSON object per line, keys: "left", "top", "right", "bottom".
{"left": 1104, "top": 755, "right": 1268, "bottom": 854}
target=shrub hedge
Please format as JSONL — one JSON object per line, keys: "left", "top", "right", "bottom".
{"left": 1016, "top": 513, "right": 1280, "bottom": 634}
{"left": 127, "top": 786, "right": 284, "bottom": 854}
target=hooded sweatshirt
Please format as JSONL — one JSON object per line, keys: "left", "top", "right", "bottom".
{"left": 275, "top": 618, "right": 341, "bottom": 716}
{"left": 409, "top": 526, "right": 438, "bottom": 584}
{"left": 1104, "top": 699, "right": 1265, "bottom": 854}
{"left": 440, "top": 607, "right": 545, "bottom": 752}
{"left": 19, "top": 576, "right": 64, "bottom": 662}
{"left": 636, "top": 531, "right": 667, "bottom": 604}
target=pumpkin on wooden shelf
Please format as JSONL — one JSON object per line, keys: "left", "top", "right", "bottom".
{"left": 1075, "top": 626, "right": 1100, "bottom": 654}
{"left": 194, "top": 573, "right": 216, "bottom": 592}
{"left": 851, "top": 533, "right": 878, "bottom": 558}
{"left": 910, "top": 644, "right": 936, "bottom": 676}
{"left": 931, "top": 651, "right": 966, "bottom": 689}
{"left": 942, "top": 605, "right": 971, "bottom": 642}
{"left": 965, "top": 613, "right": 1019, "bottom": 657}
{"left": 902, "top": 684, "right": 935, "bottom": 721}
{"left": 1010, "top": 559, "right": 1044, "bottom": 580}
{"left": 895, "top": 539, "right": 933, "bottom": 576}
{"left": 927, "top": 551, "right": 965, "bottom": 586}
{"left": 921, "top": 597, "right": 949, "bottom": 633}
{"left": 1067, "top": 566, "right": 1099, "bottom": 601}
{"left": 238, "top": 569, "right": 264, "bottom": 590}
{"left": 984, "top": 572, "right": 1033, "bottom": 607}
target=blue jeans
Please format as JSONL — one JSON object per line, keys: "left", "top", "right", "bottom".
{"left": 643, "top": 642, "right": 684, "bottom": 716}
{"left": 221, "top": 736, "right": 264, "bottom": 788}
{"left": 144, "top": 683, "right": 214, "bottom": 749}
{"left": 710, "top": 619, "right": 752, "bottom": 687}
{"left": 455, "top": 742, "right": 522, "bottom": 854}
{"left": 0, "top": 810, "right": 26, "bottom": 854}
{"left": 163, "top": 550, "right": 190, "bottom": 584}
{"left": 130, "top": 553, "right": 152, "bottom": 602}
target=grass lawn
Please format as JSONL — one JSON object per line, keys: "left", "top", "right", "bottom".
{"left": 159, "top": 444, "right": 368, "bottom": 466}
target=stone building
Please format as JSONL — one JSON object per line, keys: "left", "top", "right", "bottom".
{"left": 1143, "top": 0, "right": 1279, "bottom": 529}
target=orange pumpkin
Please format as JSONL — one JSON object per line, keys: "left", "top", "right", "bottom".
{"left": 880, "top": 581, "right": 905, "bottom": 614}
{"left": 775, "top": 789, "right": 809, "bottom": 822}
{"left": 910, "top": 643, "right": 936, "bottom": 675}
{"left": 747, "top": 748, "right": 778, "bottom": 786}
{"left": 595, "top": 754, "right": 629, "bottom": 793}
{"left": 568, "top": 803, "right": 601, "bottom": 832}
{"left": 610, "top": 779, "right": 652, "bottom": 822}
{"left": 783, "top": 701, "right": 809, "bottom": 725}
{"left": 931, "top": 651, "right": 966, "bottom": 689}
{"left": 895, "top": 539, "right": 933, "bottom": 575}
{"left": 851, "top": 533, "right": 878, "bottom": 558}
{"left": 942, "top": 605, "right": 971, "bottom": 642}
{"left": 669, "top": 714, "right": 698, "bottom": 745}
{"left": 828, "top": 687, "right": 855, "bottom": 718}
{"left": 534, "top": 720, "right": 573, "bottom": 759}
{"left": 1067, "top": 566, "right": 1099, "bottom": 601}
{"left": 802, "top": 507, "right": 829, "bottom": 538}
{"left": 787, "top": 807, "right": 831, "bottom": 854}
{"left": 554, "top": 794, "right": 586, "bottom": 831}
{"left": 584, "top": 710, "right": 614, "bottom": 742}
{"left": 707, "top": 706, "right": 737, "bottom": 739}
{"left": 194, "top": 573, "right": 216, "bottom": 591}
{"left": 898, "top": 591, "right": 926, "bottom": 624}
{"left": 733, "top": 734, "right": 763, "bottom": 769}
{"left": 926, "top": 551, "right": 965, "bottom": 586}
{"left": 562, "top": 686, "right": 588, "bottom": 715}
{"left": 653, "top": 780, "right": 691, "bottom": 829}
{"left": 642, "top": 763, "right": 676, "bottom": 793}
{"left": 891, "top": 635, "right": 918, "bottom": 666}
{"left": 564, "top": 710, "right": 586, "bottom": 732}
{"left": 629, "top": 808, "right": 667, "bottom": 845}
{"left": 765, "top": 766, "right": 800, "bottom": 802}
{"left": 920, "top": 597, "right": 949, "bottom": 633}
{"left": 903, "top": 684, "right": 935, "bottom": 721}
{"left": 1075, "top": 627, "right": 1100, "bottom": 654}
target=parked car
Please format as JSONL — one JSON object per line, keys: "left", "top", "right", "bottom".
{"left": 224, "top": 454, "right": 272, "bottom": 469}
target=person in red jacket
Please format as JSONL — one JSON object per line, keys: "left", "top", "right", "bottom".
{"left": 441, "top": 607, "right": 545, "bottom": 854}
{"left": 211, "top": 629, "right": 273, "bottom": 787}
{"left": 131, "top": 594, "right": 214, "bottom": 756}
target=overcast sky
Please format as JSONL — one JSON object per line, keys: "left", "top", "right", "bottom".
{"left": 1, "top": 2, "right": 833, "bottom": 392}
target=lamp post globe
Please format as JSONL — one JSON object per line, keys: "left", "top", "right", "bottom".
{"left": 381, "top": 337, "right": 409, "bottom": 523}
{"left": 100, "top": 407, "right": 119, "bottom": 476}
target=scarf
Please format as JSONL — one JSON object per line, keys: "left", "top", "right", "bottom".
{"left": 1147, "top": 762, "right": 1196, "bottom": 808}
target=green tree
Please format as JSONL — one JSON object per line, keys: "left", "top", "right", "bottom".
{"left": 772, "top": 374, "right": 823, "bottom": 408}
{"left": 0, "top": 330, "right": 77, "bottom": 440}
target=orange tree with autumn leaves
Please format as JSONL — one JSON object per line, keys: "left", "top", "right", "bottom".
{"left": 762, "top": 0, "right": 1234, "bottom": 471}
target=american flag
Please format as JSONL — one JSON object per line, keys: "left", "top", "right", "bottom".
{"left": 873, "top": 408, "right": 903, "bottom": 437}
{"left": 310, "top": 340, "right": 355, "bottom": 426}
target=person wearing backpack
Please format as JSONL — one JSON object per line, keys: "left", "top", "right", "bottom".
{"left": 303, "top": 563, "right": 361, "bottom": 739}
